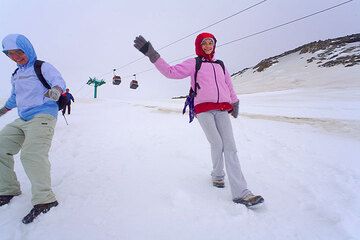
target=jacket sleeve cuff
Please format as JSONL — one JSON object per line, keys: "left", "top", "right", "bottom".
{"left": 5, "top": 103, "right": 14, "bottom": 110}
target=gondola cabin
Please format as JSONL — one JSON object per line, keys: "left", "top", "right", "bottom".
{"left": 112, "top": 75, "right": 121, "bottom": 85}
{"left": 112, "top": 69, "right": 121, "bottom": 85}
{"left": 130, "top": 80, "right": 138, "bottom": 89}
{"left": 130, "top": 74, "right": 138, "bottom": 89}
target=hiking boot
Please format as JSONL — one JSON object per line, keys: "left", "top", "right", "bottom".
{"left": 212, "top": 179, "right": 225, "bottom": 188}
{"left": 0, "top": 195, "right": 14, "bottom": 206}
{"left": 22, "top": 201, "right": 59, "bottom": 224}
{"left": 233, "top": 193, "right": 264, "bottom": 208}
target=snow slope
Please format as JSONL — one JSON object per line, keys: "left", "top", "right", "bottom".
{"left": 0, "top": 89, "right": 359, "bottom": 240}
{"left": 232, "top": 51, "right": 360, "bottom": 95}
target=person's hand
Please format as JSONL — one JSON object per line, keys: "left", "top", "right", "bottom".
{"left": 0, "top": 107, "right": 9, "bottom": 117}
{"left": 44, "top": 86, "right": 63, "bottom": 101}
{"left": 134, "top": 35, "right": 160, "bottom": 63}
{"left": 231, "top": 100, "right": 239, "bottom": 118}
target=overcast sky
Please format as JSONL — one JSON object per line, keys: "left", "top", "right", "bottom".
{"left": 1, "top": 0, "right": 359, "bottom": 100}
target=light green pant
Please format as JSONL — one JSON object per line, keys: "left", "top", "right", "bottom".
{"left": 0, "top": 114, "right": 57, "bottom": 205}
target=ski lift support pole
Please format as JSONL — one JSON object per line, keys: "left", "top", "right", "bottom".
{"left": 86, "top": 77, "right": 106, "bottom": 98}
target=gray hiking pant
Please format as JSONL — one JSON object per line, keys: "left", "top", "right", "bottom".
{"left": 0, "top": 114, "right": 57, "bottom": 205}
{"left": 197, "top": 110, "right": 251, "bottom": 199}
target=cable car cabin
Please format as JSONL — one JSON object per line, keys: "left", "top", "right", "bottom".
{"left": 112, "top": 75, "right": 121, "bottom": 85}
{"left": 130, "top": 80, "right": 138, "bottom": 89}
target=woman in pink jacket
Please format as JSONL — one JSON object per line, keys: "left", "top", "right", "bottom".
{"left": 134, "top": 33, "right": 263, "bottom": 207}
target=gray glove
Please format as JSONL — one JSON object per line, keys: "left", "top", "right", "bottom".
{"left": 231, "top": 100, "right": 239, "bottom": 118}
{"left": 134, "top": 35, "right": 160, "bottom": 63}
{"left": 44, "top": 86, "right": 63, "bottom": 101}
{"left": 0, "top": 107, "right": 9, "bottom": 117}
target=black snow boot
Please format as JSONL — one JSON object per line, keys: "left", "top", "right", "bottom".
{"left": 0, "top": 195, "right": 14, "bottom": 206}
{"left": 22, "top": 201, "right": 59, "bottom": 224}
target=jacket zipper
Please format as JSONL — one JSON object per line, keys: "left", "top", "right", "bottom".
{"left": 211, "top": 63, "right": 220, "bottom": 103}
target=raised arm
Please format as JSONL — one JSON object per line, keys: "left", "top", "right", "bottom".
{"left": 134, "top": 35, "right": 194, "bottom": 79}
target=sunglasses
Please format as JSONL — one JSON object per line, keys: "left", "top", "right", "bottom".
{"left": 201, "top": 38, "right": 214, "bottom": 45}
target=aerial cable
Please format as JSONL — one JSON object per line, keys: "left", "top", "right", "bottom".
{"left": 97, "top": 0, "right": 268, "bottom": 78}
{"left": 118, "top": 53, "right": 195, "bottom": 81}
{"left": 156, "top": 0, "right": 268, "bottom": 51}
{"left": 218, "top": 0, "right": 354, "bottom": 47}
{"left": 79, "top": 0, "right": 353, "bottom": 95}
{"left": 125, "top": 0, "right": 355, "bottom": 79}
{"left": 74, "top": 83, "right": 88, "bottom": 94}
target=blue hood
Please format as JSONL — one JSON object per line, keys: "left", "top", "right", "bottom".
{"left": 2, "top": 34, "right": 37, "bottom": 68}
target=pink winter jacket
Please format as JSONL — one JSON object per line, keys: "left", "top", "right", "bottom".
{"left": 154, "top": 57, "right": 238, "bottom": 106}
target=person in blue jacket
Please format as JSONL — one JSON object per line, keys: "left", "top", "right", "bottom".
{"left": 61, "top": 88, "right": 75, "bottom": 115}
{"left": 0, "top": 34, "right": 66, "bottom": 224}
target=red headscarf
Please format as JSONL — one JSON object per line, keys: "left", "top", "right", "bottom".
{"left": 195, "top": 32, "right": 217, "bottom": 61}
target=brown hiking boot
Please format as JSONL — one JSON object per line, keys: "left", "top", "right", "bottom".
{"left": 22, "top": 201, "right": 59, "bottom": 224}
{"left": 212, "top": 179, "right": 225, "bottom": 188}
{"left": 233, "top": 193, "right": 264, "bottom": 208}
{"left": 0, "top": 195, "right": 14, "bottom": 206}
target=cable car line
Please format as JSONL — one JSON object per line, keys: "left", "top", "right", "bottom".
{"left": 122, "top": 0, "right": 354, "bottom": 79}
{"left": 218, "top": 0, "right": 354, "bottom": 47}
{"left": 79, "top": 0, "right": 354, "bottom": 95}
{"left": 97, "top": 0, "right": 268, "bottom": 79}
{"left": 156, "top": 0, "right": 268, "bottom": 51}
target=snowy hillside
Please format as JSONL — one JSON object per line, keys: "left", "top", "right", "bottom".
{"left": 232, "top": 34, "right": 360, "bottom": 94}
{"left": 0, "top": 34, "right": 359, "bottom": 240}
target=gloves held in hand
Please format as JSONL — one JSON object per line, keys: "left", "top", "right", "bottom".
{"left": 231, "top": 100, "right": 239, "bottom": 118}
{"left": 45, "top": 86, "right": 63, "bottom": 101}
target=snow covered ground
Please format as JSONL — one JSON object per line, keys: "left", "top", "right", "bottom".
{"left": 0, "top": 87, "right": 359, "bottom": 240}
{"left": 0, "top": 44, "right": 359, "bottom": 239}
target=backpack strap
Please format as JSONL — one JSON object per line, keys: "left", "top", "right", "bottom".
{"left": 34, "top": 60, "right": 66, "bottom": 112}
{"left": 214, "top": 59, "right": 226, "bottom": 74}
{"left": 34, "top": 60, "right": 51, "bottom": 89}
{"left": 12, "top": 68, "right": 19, "bottom": 76}
{"left": 191, "top": 56, "right": 202, "bottom": 97}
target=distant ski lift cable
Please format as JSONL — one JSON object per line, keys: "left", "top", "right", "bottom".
{"left": 218, "top": 0, "right": 354, "bottom": 47}
{"left": 79, "top": 0, "right": 353, "bottom": 95}
{"left": 97, "top": 0, "right": 268, "bottom": 78}
{"left": 155, "top": 0, "right": 268, "bottom": 51}
{"left": 121, "top": 0, "right": 354, "bottom": 79}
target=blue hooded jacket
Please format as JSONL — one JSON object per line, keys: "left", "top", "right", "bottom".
{"left": 2, "top": 34, "right": 66, "bottom": 121}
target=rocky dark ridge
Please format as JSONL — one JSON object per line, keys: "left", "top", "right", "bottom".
{"left": 232, "top": 33, "right": 360, "bottom": 76}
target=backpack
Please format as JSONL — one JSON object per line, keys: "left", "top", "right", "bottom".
{"left": 182, "top": 57, "right": 226, "bottom": 123}
{"left": 12, "top": 60, "right": 67, "bottom": 111}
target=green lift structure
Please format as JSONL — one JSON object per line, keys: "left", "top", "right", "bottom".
{"left": 87, "top": 77, "right": 106, "bottom": 98}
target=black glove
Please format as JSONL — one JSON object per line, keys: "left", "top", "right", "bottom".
{"left": 231, "top": 100, "right": 239, "bottom": 118}
{"left": 0, "top": 107, "right": 9, "bottom": 117}
{"left": 134, "top": 35, "right": 160, "bottom": 63}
